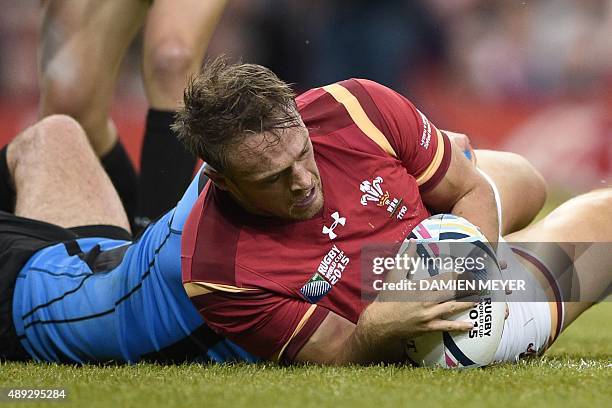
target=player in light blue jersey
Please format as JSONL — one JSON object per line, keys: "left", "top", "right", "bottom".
{"left": 0, "top": 115, "right": 256, "bottom": 364}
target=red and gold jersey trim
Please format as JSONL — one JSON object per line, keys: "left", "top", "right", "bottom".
{"left": 322, "top": 83, "right": 398, "bottom": 158}
{"left": 415, "top": 128, "right": 445, "bottom": 186}
{"left": 183, "top": 281, "right": 259, "bottom": 297}
{"left": 274, "top": 304, "right": 318, "bottom": 362}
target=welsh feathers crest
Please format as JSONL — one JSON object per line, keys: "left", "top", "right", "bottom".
{"left": 360, "top": 176, "right": 389, "bottom": 207}
{"left": 359, "top": 176, "right": 406, "bottom": 219}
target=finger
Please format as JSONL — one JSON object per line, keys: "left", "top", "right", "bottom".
{"left": 505, "top": 303, "right": 509, "bottom": 320}
{"left": 427, "top": 300, "right": 477, "bottom": 320}
{"left": 423, "top": 287, "right": 479, "bottom": 304}
{"left": 425, "top": 318, "right": 474, "bottom": 332}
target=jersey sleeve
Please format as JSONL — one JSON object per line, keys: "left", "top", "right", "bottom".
{"left": 184, "top": 282, "right": 330, "bottom": 363}
{"left": 330, "top": 78, "right": 452, "bottom": 193}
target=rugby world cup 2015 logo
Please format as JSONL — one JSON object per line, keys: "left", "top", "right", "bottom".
{"left": 360, "top": 176, "right": 406, "bottom": 219}
{"left": 300, "top": 273, "right": 332, "bottom": 304}
{"left": 300, "top": 245, "right": 350, "bottom": 303}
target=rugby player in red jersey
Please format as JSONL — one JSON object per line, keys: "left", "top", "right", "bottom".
{"left": 174, "top": 59, "right": 610, "bottom": 365}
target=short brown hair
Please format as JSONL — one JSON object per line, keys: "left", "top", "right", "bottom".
{"left": 172, "top": 57, "right": 299, "bottom": 173}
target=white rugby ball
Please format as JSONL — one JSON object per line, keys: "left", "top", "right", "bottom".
{"left": 399, "top": 214, "right": 505, "bottom": 368}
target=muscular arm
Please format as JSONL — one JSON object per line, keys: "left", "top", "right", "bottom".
{"left": 421, "top": 135, "right": 499, "bottom": 247}
{"left": 295, "top": 300, "right": 474, "bottom": 365}
{"left": 473, "top": 149, "right": 547, "bottom": 235}
{"left": 294, "top": 306, "right": 394, "bottom": 365}
{"left": 295, "top": 243, "right": 480, "bottom": 365}
{"left": 444, "top": 131, "right": 547, "bottom": 235}
{"left": 344, "top": 80, "right": 499, "bottom": 244}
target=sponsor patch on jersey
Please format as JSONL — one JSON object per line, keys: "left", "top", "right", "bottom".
{"left": 300, "top": 273, "right": 332, "bottom": 303}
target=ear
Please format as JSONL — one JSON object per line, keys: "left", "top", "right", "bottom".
{"left": 202, "top": 163, "right": 230, "bottom": 191}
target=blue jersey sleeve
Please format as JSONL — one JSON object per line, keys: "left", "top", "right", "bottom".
{"left": 12, "top": 165, "right": 256, "bottom": 363}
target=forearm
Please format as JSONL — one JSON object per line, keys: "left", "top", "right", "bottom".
{"left": 296, "top": 302, "right": 407, "bottom": 365}
{"left": 472, "top": 149, "right": 547, "bottom": 235}
{"left": 450, "top": 178, "right": 499, "bottom": 248}
{"left": 295, "top": 274, "right": 475, "bottom": 365}
{"left": 422, "top": 139, "right": 500, "bottom": 248}
{"left": 330, "top": 303, "right": 404, "bottom": 365}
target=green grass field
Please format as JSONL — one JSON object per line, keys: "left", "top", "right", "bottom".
{"left": 1, "top": 302, "right": 610, "bottom": 408}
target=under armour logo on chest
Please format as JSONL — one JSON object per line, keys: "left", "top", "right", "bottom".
{"left": 322, "top": 211, "right": 346, "bottom": 240}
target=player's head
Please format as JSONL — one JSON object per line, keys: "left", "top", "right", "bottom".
{"left": 173, "top": 57, "right": 323, "bottom": 220}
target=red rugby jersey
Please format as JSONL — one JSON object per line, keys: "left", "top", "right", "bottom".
{"left": 181, "top": 78, "right": 452, "bottom": 362}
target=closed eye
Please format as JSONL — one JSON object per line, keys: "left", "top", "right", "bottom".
{"left": 299, "top": 142, "right": 311, "bottom": 158}
{"left": 262, "top": 173, "right": 282, "bottom": 184}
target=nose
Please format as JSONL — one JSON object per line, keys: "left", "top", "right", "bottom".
{"left": 290, "top": 164, "right": 312, "bottom": 193}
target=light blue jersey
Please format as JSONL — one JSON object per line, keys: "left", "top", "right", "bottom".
{"left": 11, "top": 170, "right": 256, "bottom": 364}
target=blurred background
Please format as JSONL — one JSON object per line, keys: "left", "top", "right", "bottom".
{"left": 0, "top": 0, "right": 610, "bottom": 195}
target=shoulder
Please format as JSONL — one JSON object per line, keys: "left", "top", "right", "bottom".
{"left": 296, "top": 78, "right": 391, "bottom": 137}
{"left": 171, "top": 167, "right": 209, "bottom": 232}
{"left": 181, "top": 185, "right": 245, "bottom": 289}
{"left": 297, "top": 78, "right": 392, "bottom": 114}
{"left": 297, "top": 78, "right": 410, "bottom": 135}
{"left": 300, "top": 79, "right": 402, "bottom": 158}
